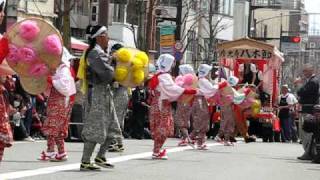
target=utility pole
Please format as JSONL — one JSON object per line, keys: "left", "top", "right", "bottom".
{"left": 279, "top": 13, "right": 283, "bottom": 51}
{"left": 175, "top": 0, "right": 182, "bottom": 41}
{"left": 98, "top": 0, "right": 110, "bottom": 27}
{"left": 172, "top": 0, "right": 183, "bottom": 77}
{"left": 247, "top": 0, "right": 252, "bottom": 37}
{"left": 0, "top": 0, "right": 7, "bottom": 33}
{"left": 63, "top": 0, "right": 71, "bottom": 49}
{"left": 136, "top": 0, "right": 146, "bottom": 50}
{"left": 145, "top": 0, "right": 155, "bottom": 53}
{"left": 207, "top": 0, "right": 214, "bottom": 64}
{"left": 196, "top": 0, "right": 203, "bottom": 68}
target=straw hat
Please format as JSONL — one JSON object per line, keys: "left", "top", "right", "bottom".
{"left": 19, "top": 76, "right": 48, "bottom": 95}
{"left": 0, "top": 60, "right": 15, "bottom": 76}
{"left": 227, "top": 75, "right": 239, "bottom": 87}
{"left": 233, "top": 88, "right": 246, "bottom": 105}
{"left": 6, "top": 17, "right": 62, "bottom": 76}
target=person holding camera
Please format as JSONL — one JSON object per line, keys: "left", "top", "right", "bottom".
{"left": 302, "top": 105, "right": 320, "bottom": 163}
{"left": 295, "top": 64, "right": 319, "bottom": 160}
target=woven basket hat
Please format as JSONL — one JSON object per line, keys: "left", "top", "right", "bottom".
{"left": 0, "top": 60, "right": 15, "bottom": 76}
{"left": 6, "top": 17, "right": 63, "bottom": 94}
{"left": 19, "top": 76, "right": 48, "bottom": 95}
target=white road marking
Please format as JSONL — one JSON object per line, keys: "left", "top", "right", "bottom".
{"left": 0, "top": 142, "right": 228, "bottom": 180}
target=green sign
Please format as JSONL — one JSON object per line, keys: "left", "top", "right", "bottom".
{"left": 160, "top": 26, "right": 176, "bottom": 36}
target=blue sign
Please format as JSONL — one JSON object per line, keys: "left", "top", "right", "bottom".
{"left": 175, "top": 51, "right": 183, "bottom": 61}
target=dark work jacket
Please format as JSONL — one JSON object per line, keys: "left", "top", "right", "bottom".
{"left": 87, "top": 45, "right": 114, "bottom": 85}
{"left": 278, "top": 95, "right": 290, "bottom": 119}
{"left": 297, "top": 75, "right": 319, "bottom": 114}
{"left": 132, "top": 88, "right": 148, "bottom": 113}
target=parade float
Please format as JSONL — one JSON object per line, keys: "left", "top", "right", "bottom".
{"left": 217, "top": 38, "right": 284, "bottom": 129}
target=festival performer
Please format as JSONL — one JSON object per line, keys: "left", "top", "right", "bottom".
{"left": 217, "top": 77, "right": 239, "bottom": 146}
{"left": 39, "top": 48, "right": 76, "bottom": 161}
{"left": 79, "top": 25, "right": 117, "bottom": 171}
{"left": 108, "top": 44, "right": 127, "bottom": 152}
{"left": 190, "top": 64, "right": 218, "bottom": 150}
{"left": 0, "top": 0, "right": 13, "bottom": 163}
{"left": 175, "top": 64, "right": 196, "bottom": 146}
{"left": 148, "top": 54, "right": 196, "bottom": 159}
{"left": 0, "top": 0, "right": 8, "bottom": 65}
{"left": 0, "top": 74, "right": 13, "bottom": 163}
{"left": 233, "top": 87, "right": 258, "bottom": 143}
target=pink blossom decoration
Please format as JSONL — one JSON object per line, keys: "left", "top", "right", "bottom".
{"left": 18, "top": 47, "right": 37, "bottom": 63}
{"left": 19, "top": 20, "right": 40, "bottom": 41}
{"left": 208, "top": 92, "right": 221, "bottom": 105}
{"left": 183, "top": 74, "right": 194, "bottom": 87}
{"left": 43, "top": 34, "right": 62, "bottom": 56}
{"left": 6, "top": 44, "right": 20, "bottom": 64}
{"left": 225, "top": 95, "right": 234, "bottom": 103}
{"left": 175, "top": 75, "right": 184, "bottom": 87}
{"left": 28, "top": 63, "right": 49, "bottom": 77}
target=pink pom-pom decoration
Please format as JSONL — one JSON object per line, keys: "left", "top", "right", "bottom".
{"left": 6, "top": 44, "right": 20, "bottom": 64}
{"left": 183, "top": 74, "right": 194, "bottom": 87}
{"left": 208, "top": 92, "right": 221, "bottom": 105}
{"left": 19, "top": 20, "right": 40, "bottom": 41}
{"left": 240, "top": 97, "right": 255, "bottom": 108}
{"left": 28, "top": 63, "right": 49, "bottom": 77}
{"left": 225, "top": 95, "right": 234, "bottom": 102}
{"left": 175, "top": 75, "right": 184, "bottom": 87}
{"left": 18, "top": 47, "right": 37, "bottom": 63}
{"left": 43, "top": 34, "right": 62, "bottom": 56}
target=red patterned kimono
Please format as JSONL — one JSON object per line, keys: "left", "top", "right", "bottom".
{"left": 42, "top": 87, "right": 73, "bottom": 138}
{"left": 175, "top": 101, "right": 192, "bottom": 131}
{"left": 0, "top": 86, "right": 13, "bottom": 161}
{"left": 42, "top": 87, "right": 73, "bottom": 153}
{"left": 149, "top": 91, "right": 174, "bottom": 153}
{"left": 149, "top": 73, "right": 185, "bottom": 154}
{"left": 190, "top": 96, "right": 210, "bottom": 146}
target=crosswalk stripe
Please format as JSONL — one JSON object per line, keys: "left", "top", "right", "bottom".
{"left": 0, "top": 142, "right": 227, "bottom": 179}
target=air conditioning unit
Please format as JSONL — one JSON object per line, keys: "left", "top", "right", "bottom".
{"left": 310, "top": 42, "right": 316, "bottom": 49}
{"left": 310, "top": 51, "right": 315, "bottom": 57}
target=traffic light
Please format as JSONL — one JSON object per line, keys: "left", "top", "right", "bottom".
{"left": 291, "top": 36, "right": 301, "bottom": 43}
{"left": 281, "top": 36, "right": 301, "bottom": 43}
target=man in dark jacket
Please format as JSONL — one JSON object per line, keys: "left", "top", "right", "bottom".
{"left": 302, "top": 105, "right": 320, "bottom": 163}
{"left": 130, "top": 84, "right": 149, "bottom": 139}
{"left": 296, "top": 64, "right": 319, "bottom": 160}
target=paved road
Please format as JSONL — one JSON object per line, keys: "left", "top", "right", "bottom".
{"left": 0, "top": 139, "right": 319, "bottom": 180}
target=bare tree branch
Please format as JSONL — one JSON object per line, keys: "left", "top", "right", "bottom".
{"left": 67, "top": 0, "right": 78, "bottom": 12}
{"left": 54, "top": 0, "right": 63, "bottom": 14}
{"left": 181, "top": 14, "right": 204, "bottom": 44}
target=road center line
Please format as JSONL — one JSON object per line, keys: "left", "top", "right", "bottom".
{"left": 0, "top": 142, "right": 226, "bottom": 180}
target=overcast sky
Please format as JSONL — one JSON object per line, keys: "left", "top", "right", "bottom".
{"left": 305, "top": 0, "right": 320, "bottom": 13}
{"left": 305, "top": 0, "right": 320, "bottom": 32}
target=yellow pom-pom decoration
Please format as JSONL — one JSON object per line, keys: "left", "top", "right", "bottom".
{"left": 135, "top": 51, "right": 149, "bottom": 66}
{"left": 115, "top": 66, "right": 129, "bottom": 82}
{"left": 132, "top": 58, "right": 144, "bottom": 70}
{"left": 116, "top": 48, "right": 132, "bottom": 63}
{"left": 132, "top": 70, "right": 145, "bottom": 84}
{"left": 251, "top": 100, "right": 261, "bottom": 117}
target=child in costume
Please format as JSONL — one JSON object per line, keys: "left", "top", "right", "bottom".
{"left": 218, "top": 77, "right": 239, "bottom": 146}
{"left": 149, "top": 54, "right": 196, "bottom": 159}
{"left": 190, "top": 64, "right": 218, "bottom": 150}
{"left": 175, "top": 64, "right": 196, "bottom": 146}
{"left": 0, "top": 0, "right": 13, "bottom": 163}
{"left": 40, "top": 48, "right": 76, "bottom": 161}
{"left": 0, "top": 75, "right": 13, "bottom": 163}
